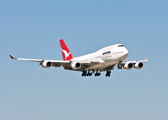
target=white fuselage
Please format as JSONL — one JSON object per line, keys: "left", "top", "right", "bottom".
{"left": 71, "top": 44, "right": 129, "bottom": 70}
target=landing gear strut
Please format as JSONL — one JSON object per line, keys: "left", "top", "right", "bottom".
{"left": 106, "top": 70, "right": 111, "bottom": 77}
{"left": 117, "top": 61, "right": 123, "bottom": 69}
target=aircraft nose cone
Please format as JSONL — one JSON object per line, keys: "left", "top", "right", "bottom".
{"left": 124, "top": 49, "right": 129, "bottom": 56}
{"left": 124, "top": 48, "right": 128, "bottom": 53}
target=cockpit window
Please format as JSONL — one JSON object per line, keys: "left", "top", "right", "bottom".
{"left": 118, "top": 45, "right": 124, "bottom": 47}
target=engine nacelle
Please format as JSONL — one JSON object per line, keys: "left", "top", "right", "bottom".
{"left": 124, "top": 62, "right": 133, "bottom": 70}
{"left": 71, "top": 62, "right": 81, "bottom": 70}
{"left": 42, "top": 60, "right": 52, "bottom": 68}
{"left": 134, "top": 62, "right": 143, "bottom": 69}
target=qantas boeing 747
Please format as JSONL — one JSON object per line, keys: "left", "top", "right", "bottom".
{"left": 10, "top": 39, "right": 148, "bottom": 77}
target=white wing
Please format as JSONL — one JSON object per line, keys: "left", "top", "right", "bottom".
{"left": 9, "top": 55, "right": 103, "bottom": 68}
{"left": 121, "top": 57, "right": 149, "bottom": 64}
{"left": 9, "top": 55, "right": 70, "bottom": 67}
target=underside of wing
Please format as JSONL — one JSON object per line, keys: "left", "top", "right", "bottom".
{"left": 63, "top": 59, "right": 115, "bottom": 72}
{"left": 118, "top": 57, "right": 149, "bottom": 70}
{"left": 121, "top": 57, "right": 149, "bottom": 64}
{"left": 9, "top": 55, "right": 104, "bottom": 69}
{"left": 48, "top": 60, "right": 70, "bottom": 67}
{"left": 9, "top": 55, "right": 71, "bottom": 68}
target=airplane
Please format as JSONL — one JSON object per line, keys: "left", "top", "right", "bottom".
{"left": 9, "top": 39, "right": 148, "bottom": 77}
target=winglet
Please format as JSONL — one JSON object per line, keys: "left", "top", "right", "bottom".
{"left": 9, "top": 55, "right": 14, "bottom": 59}
{"left": 145, "top": 57, "right": 148, "bottom": 61}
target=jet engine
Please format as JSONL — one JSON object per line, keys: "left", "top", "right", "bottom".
{"left": 42, "top": 60, "right": 52, "bottom": 68}
{"left": 71, "top": 62, "right": 81, "bottom": 70}
{"left": 124, "top": 62, "right": 133, "bottom": 70}
{"left": 134, "top": 62, "right": 143, "bottom": 69}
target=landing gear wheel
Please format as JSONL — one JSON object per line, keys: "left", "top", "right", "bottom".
{"left": 95, "top": 70, "right": 101, "bottom": 77}
{"left": 89, "top": 73, "right": 92, "bottom": 76}
{"left": 87, "top": 71, "right": 92, "bottom": 76}
{"left": 82, "top": 73, "right": 86, "bottom": 77}
{"left": 106, "top": 74, "right": 110, "bottom": 77}
{"left": 82, "top": 70, "right": 93, "bottom": 77}
{"left": 82, "top": 70, "right": 87, "bottom": 77}
{"left": 106, "top": 70, "right": 111, "bottom": 77}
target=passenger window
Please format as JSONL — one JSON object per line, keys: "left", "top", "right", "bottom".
{"left": 102, "top": 51, "right": 111, "bottom": 55}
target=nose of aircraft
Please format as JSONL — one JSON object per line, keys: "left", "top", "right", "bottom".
{"left": 124, "top": 48, "right": 129, "bottom": 56}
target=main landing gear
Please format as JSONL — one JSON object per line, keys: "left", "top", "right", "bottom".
{"left": 82, "top": 70, "right": 101, "bottom": 77}
{"left": 106, "top": 70, "right": 111, "bottom": 77}
{"left": 82, "top": 70, "right": 92, "bottom": 77}
{"left": 81, "top": 70, "right": 111, "bottom": 77}
{"left": 95, "top": 70, "right": 101, "bottom": 77}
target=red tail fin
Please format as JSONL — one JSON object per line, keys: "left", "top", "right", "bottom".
{"left": 59, "top": 39, "right": 73, "bottom": 61}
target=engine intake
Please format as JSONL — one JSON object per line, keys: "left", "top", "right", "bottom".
{"left": 42, "top": 60, "right": 52, "bottom": 68}
{"left": 124, "top": 62, "right": 133, "bottom": 70}
{"left": 71, "top": 62, "right": 81, "bottom": 69}
{"left": 134, "top": 62, "right": 143, "bottom": 69}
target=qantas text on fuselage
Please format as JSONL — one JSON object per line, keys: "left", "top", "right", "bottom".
{"left": 10, "top": 39, "right": 148, "bottom": 77}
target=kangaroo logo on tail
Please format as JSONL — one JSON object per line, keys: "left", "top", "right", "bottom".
{"left": 59, "top": 39, "right": 73, "bottom": 61}
{"left": 61, "top": 49, "right": 71, "bottom": 59}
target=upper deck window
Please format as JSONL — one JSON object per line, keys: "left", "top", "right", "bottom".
{"left": 118, "top": 45, "right": 124, "bottom": 47}
{"left": 102, "top": 51, "right": 111, "bottom": 55}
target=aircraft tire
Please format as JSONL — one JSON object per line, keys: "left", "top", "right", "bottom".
{"left": 106, "top": 74, "right": 110, "bottom": 77}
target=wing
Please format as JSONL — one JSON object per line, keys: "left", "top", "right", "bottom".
{"left": 9, "top": 55, "right": 42, "bottom": 62}
{"left": 9, "top": 55, "right": 103, "bottom": 68}
{"left": 9, "top": 55, "right": 70, "bottom": 67}
{"left": 121, "top": 57, "right": 149, "bottom": 64}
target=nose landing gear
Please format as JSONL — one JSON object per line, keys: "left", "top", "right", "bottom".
{"left": 117, "top": 61, "right": 123, "bottom": 69}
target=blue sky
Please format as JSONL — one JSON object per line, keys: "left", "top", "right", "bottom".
{"left": 1, "top": 0, "right": 168, "bottom": 120}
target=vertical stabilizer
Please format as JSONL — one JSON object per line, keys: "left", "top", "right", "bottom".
{"left": 59, "top": 39, "right": 73, "bottom": 61}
